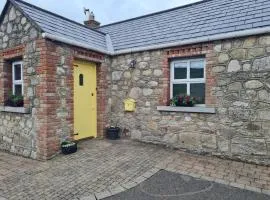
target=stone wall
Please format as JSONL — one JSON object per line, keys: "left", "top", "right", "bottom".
{"left": 109, "top": 35, "right": 270, "bottom": 165}
{"left": 0, "top": 4, "right": 40, "bottom": 159}
{"left": 0, "top": 112, "right": 35, "bottom": 157}
{"left": 0, "top": 4, "right": 39, "bottom": 50}
{"left": 213, "top": 35, "right": 270, "bottom": 164}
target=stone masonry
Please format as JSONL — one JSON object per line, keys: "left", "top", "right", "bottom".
{"left": 213, "top": 36, "right": 270, "bottom": 164}
{"left": 0, "top": 4, "right": 40, "bottom": 159}
{"left": 109, "top": 35, "right": 270, "bottom": 165}
{"left": 0, "top": 3, "right": 109, "bottom": 159}
{"left": 1, "top": 2, "right": 270, "bottom": 164}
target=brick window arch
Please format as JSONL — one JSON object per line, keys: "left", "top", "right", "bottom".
{"left": 160, "top": 43, "right": 216, "bottom": 107}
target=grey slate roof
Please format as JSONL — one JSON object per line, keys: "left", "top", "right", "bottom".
{"left": 4, "top": 0, "right": 270, "bottom": 54}
{"left": 99, "top": 0, "right": 270, "bottom": 52}
{"left": 11, "top": 0, "right": 108, "bottom": 53}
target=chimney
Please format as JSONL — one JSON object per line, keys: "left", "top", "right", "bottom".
{"left": 84, "top": 8, "right": 100, "bottom": 29}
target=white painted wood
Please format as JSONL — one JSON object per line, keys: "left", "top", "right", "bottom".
{"left": 170, "top": 58, "right": 205, "bottom": 98}
{"left": 12, "top": 61, "right": 24, "bottom": 96}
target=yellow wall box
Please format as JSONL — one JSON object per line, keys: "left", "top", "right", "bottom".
{"left": 124, "top": 98, "right": 136, "bottom": 112}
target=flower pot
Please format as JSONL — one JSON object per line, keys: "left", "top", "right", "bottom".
{"left": 106, "top": 127, "right": 120, "bottom": 140}
{"left": 177, "top": 102, "right": 195, "bottom": 107}
{"left": 4, "top": 99, "right": 24, "bottom": 107}
{"left": 61, "top": 142, "right": 77, "bottom": 155}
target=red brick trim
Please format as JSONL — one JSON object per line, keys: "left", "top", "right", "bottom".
{"left": 96, "top": 62, "right": 108, "bottom": 138}
{"left": 35, "top": 39, "right": 60, "bottom": 159}
{"left": 161, "top": 43, "right": 216, "bottom": 107}
{"left": 73, "top": 48, "right": 104, "bottom": 63}
{"left": 0, "top": 45, "right": 24, "bottom": 59}
{"left": 0, "top": 45, "right": 30, "bottom": 108}
{"left": 0, "top": 60, "right": 12, "bottom": 105}
{"left": 34, "top": 39, "right": 108, "bottom": 159}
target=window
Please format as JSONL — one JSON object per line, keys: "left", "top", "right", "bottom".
{"left": 170, "top": 58, "right": 205, "bottom": 104}
{"left": 79, "top": 74, "right": 84, "bottom": 86}
{"left": 12, "top": 61, "right": 23, "bottom": 96}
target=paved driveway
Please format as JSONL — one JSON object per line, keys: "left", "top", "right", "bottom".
{"left": 0, "top": 139, "right": 269, "bottom": 200}
{"left": 104, "top": 170, "right": 269, "bottom": 200}
{"left": 0, "top": 140, "right": 172, "bottom": 200}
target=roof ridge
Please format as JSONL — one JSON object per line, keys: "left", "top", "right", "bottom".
{"left": 99, "top": 0, "right": 212, "bottom": 29}
{"left": 12, "top": 0, "right": 107, "bottom": 35}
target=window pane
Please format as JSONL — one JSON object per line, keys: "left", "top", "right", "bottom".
{"left": 79, "top": 74, "right": 84, "bottom": 86}
{"left": 190, "top": 60, "right": 204, "bottom": 79}
{"left": 14, "top": 84, "right": 22, "bottom": 96}
{"left": 174, "top": 62, "right": 187, "bottom": 79}
{"left": 190, "top": 83, "right": 205, "bottom": 104}
{"left": 14, "top": 64, "right": 22, "bottom": 81}
{"left": 173, "top": 84, "right": 187, "bottom": 97}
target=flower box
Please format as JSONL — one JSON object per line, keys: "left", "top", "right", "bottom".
{"left": 4, "top": 94, "right": 24, "bottom": 107}
{"left": 61, "top": 141, "right": 77, "bottom": 155}
{"left": 106, "top": 127, "right": 120, "bottom": 140}
{"left": 170, "top": 95, "right": 197, "bottom": 107}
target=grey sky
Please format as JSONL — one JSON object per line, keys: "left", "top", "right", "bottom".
{"left": 0, "top": 0, "right": 200, "bottom": 26}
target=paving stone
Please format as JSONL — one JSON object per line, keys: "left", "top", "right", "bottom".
{"left": 109, "top": 186, "right": 125, "bottom": 196}
{"left": 80, "top": 195, "right": 96, "bottom": 200}
{"left": 229, "top": 182, "right": 246, "bottom": 190}
{"left": 0, "top": 140, "right": 172, "bottom": 200}
{"left": 262, "top": 189, "right": 270, "bottom": 196}
{"left": 0, "top": 139, "right": 269, "bottom": 199}
{"left": 245, "top": 185, "right": 262, "bottom": 193}
{"left": 95, "top": 190, "right": 111, "bottom": 200}
{"left": 121, "top": 181, "right": 137, "bottom": 190}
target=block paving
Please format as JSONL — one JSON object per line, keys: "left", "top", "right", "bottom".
{"left": 158, "top": 152, "right": 270, "bottom": 196}
{"left": 0, "top": 139, "right": 269, "bottom": 200}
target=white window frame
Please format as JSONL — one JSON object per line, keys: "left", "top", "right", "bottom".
{"left": 170, "top": 58, "right": 206, "bottom": 105}
{"left": 12, "top": 61, "right": 24, "bottom": 96}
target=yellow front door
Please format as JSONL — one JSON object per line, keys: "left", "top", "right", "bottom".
{"left": 74, "top": 60, "right": 97, "bottom": 140}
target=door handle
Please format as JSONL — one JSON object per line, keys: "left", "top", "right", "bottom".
{"left": 91, "top": 93, "right": 94, "bottom": 96}
{"left": 73, "top": 133, "right": 79, "bottom": 136}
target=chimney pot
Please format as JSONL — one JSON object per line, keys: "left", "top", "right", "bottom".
{"left": 89, "top": 11, "right": 95, "bottom": 20}
{"left": 84, "top": 8, "right": 100, "bottom": 29}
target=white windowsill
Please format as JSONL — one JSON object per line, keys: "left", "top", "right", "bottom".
{"left": 157, "top": 106, "right": 216, "bottom": 114}
{"left": 0, "top": 106, "right": 30, "bottom": 114}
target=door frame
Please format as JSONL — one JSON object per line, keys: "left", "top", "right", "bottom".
{"left": 72, "top": 55, "right": 108, "bottom": 140}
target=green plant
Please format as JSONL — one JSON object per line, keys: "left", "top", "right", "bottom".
{"left": 169, "top": 95, "right": 197, "bottom": 107}
{"left": 61, "top": 141, "right": 76, "bottom": 147}
{"left": 5, "top": 92, "right": 24, "bottom": 107}
{"left": 170, "top": 96, "right": 178, "bottom": 106}
{"left": 61, "top": 137, "right": 77, "bottom": 155}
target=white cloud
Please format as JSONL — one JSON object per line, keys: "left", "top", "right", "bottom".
{"left": 0, "top": 0, "right": 201, "bottom": 25}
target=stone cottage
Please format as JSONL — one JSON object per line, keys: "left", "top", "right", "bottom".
{"left": 1, "top": 0, "right": 270, "bottom": 164}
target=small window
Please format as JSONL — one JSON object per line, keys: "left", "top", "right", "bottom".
{"left": 12, "top": 61, "right": 23, "bottom": 96}
{"left": 171, "top": 58, "right": 205, "bottom": 104}
{"left": 79, "top": 74, "right": 84, "bottom": 86}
